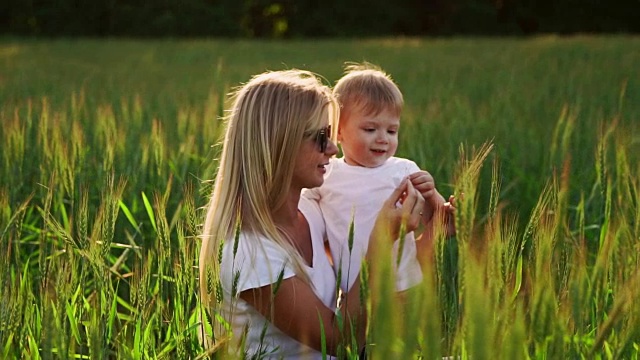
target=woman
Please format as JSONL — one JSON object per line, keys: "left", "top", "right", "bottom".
{"left": 199, "top": 69, "right": 425, "bottom": 359}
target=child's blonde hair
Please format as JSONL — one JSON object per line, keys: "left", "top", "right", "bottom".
{"left": 333, "top": 62, "right": 403, "bottom": 123}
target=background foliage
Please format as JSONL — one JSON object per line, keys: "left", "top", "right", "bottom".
{"left": 1, "top": 0, "right": 639, "bottom": 38}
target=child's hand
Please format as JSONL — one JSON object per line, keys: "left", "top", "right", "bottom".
{"left": 408, "top": 170, "right": 436, "bottom": 199}
{"left": 409, "top": 171, "right": 446, "bottom": 224}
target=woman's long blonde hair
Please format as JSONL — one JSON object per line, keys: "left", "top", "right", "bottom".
{"left": 199, "top": 69, "right": 338, "bottom": 309}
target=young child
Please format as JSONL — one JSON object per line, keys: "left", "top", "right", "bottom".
{"left": 303, "top": 63, "right": 451, "bottom": 293}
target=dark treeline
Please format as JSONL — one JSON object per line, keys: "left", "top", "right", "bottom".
{"left": 1, "top": 0, "right": 638, "bottom": 38}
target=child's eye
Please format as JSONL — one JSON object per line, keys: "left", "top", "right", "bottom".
{"left": 364, "top": 128, "right": 375, "bottom": 132}
{"left": 388, "top": 130, "right": 397, "bottom": 135}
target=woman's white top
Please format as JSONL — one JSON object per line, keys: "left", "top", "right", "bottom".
{"left": 219, "top": 196, "right": 337, "bottom": 359}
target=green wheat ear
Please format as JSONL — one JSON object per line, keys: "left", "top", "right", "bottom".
{"left": 233, "top": 217, "right": 241, "bottom": 257}
{"left": 217, "top": 239, "right": 225, "bottom": 265}
{"left": 206, "top": 264, "right": 215, "bottom": 295}
{"left": 348, "top": 208, "right": 355, "bottom": 252}
{"left": 231, "top": 270, "right": 241, "bottom": 297}
{"left": 215, "top": 280, "right": 224, "bottom": 304}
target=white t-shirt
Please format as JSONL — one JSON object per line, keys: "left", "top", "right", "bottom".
{"left": 219, "top": 196, "right": 337, "bottom": 360}
{"left": 303, "top": 157, "right": 423, "bottom": 292}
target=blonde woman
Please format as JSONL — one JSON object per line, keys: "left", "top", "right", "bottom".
{"left": 199, "top": 69, "right": 424, "bottom": 359}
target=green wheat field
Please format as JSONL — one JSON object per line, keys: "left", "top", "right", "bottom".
{"left": 1, "top": 36, "right": 639, "bottom": 359}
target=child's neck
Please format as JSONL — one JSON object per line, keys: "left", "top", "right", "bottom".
{"left": 342, "top": 156, "right": 388, "bottom": 169}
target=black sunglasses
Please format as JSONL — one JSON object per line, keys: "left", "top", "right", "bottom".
{"left": 311, "top": 125, "right": 332, "bottom": 153}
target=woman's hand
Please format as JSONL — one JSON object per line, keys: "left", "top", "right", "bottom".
{"left": 442, "top": 194, "right": 457, "bottom": 237}
{"left": 372, "top": 178, "right": 425, "bottom": 242}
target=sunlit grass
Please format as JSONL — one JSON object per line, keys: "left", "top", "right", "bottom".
{"left": 1, "top": 36, "right": 639, "bottom": 358}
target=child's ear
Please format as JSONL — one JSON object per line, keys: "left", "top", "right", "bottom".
{"left": 337, "top": 126, "right": 343, "bottom": 142}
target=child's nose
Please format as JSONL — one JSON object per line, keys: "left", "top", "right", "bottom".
{"left": 376, "top": 132, "right": 389, "bottom": 143}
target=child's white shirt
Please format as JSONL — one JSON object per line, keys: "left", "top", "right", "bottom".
{"left": 303, "top": 157, "right": 423, "bottom": 292}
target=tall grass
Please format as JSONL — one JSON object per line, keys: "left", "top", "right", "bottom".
{"left": 1, "top": 36, "right": 639, "bottom": 358}
{"left": 0, "top": 93, "right": 216, "bottom": 358}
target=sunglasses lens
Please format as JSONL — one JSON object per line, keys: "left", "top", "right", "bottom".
{"left": 317, "top": 126, "right": 331, "bottom": 152}
{"left": 309, "top": 125, "right": 331, "bottom": 152}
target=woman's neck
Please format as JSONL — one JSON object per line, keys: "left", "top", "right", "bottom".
{"left": 272, "top": 189, "right": 302, "bottom": 226}
{"left": 271, "top": 188, "right": 313, "bottom": 265}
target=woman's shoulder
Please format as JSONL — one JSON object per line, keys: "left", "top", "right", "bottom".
{"left": 220, "top": 231, "right": 296, "bottom": 293}
{"left": 222, "top": 231, "right": 286, "bottom": 260}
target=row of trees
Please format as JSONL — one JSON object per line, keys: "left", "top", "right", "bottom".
{"left": 2, "top": 0, "right": 638, "bottom": 38}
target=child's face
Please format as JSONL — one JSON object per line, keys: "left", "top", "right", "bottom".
{"left": 338, "top": 106, "right": 399, "bottom": 168}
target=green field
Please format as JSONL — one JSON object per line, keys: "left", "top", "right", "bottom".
{"left": 1, "top": 36, "right": 639, "bottom": 358}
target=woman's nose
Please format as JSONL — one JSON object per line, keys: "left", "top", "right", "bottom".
{"left": 325, "top": 139, "right": 339, "bottom": 156}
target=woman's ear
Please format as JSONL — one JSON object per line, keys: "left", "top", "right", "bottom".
{"left": 337, "top": 125, "right": 343, "bottom": 142}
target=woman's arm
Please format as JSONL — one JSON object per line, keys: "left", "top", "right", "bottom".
{"left": 240, "top": 275, "right": 358, "bottom": 355}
